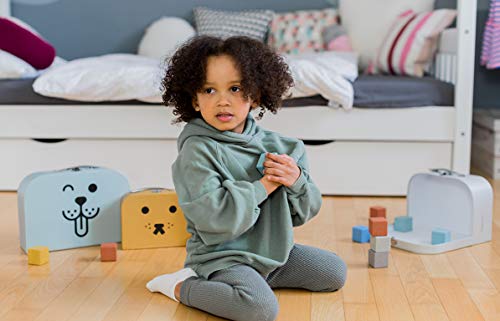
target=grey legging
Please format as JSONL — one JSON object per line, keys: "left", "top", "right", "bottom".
{"left": 180, "top": 244, "right": 347, "bottom": 321}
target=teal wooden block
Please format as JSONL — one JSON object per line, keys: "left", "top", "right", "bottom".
{"left": 18, "top": 166, "right": 130, "bottom": 252}
{"left": 256, "top": 152, "right": 277, "bottom": 175}
{"left": 431, "top": 228, "right": 451, "bottom": 245}
{"left": 256, "top": 153, "right": 266, "bottom": 175}
{"left": 394, "top": 216, "right": 413, "bottom": 232}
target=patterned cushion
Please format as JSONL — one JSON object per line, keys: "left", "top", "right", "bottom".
{"left": 267, "top": 8, "right": 338, "bottom": 54}
{"left": 193, "top": 7, "right": 274, "bottom": 42}
{"left": 374, "top": 9, "right": 457, "bottom": 77}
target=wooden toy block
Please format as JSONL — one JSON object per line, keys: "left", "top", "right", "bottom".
{"left": 369, "top": 206, "right": 386, "bottom": 218}
{"left": 256, "top": 152, "right": 278, "bottom": 175}
{"left": 27, "top": 246, "right": 49, "bottom": 265}
{"left": 394, "top": 216, "right": 413, "bottom": 232}
{"left": 256, "top": 153, "right": 266, "bottom": 175}
{"left": 369, "top": 217, "right": 388, "bottom": 236}
{"left": 101, "top": 242, "right": 117, "bottom": 262}
{"left": 352, "top": 225, "right": 370, "bottom": 243}
{"left": 368, "top": 249, "right": 388, "bottom": 268}
{"left": 431, "top": 228, "right": 451, "bottom": 245}
{"left": 370, "top": 236, "right": 391, "bottom": 252}
{"left": 121, "top": 189, "right": 191, "bottom": 250}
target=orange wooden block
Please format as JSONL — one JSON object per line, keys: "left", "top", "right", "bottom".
{"left": 369, "top": 217, "right": 388, "bottom": 236}
{"left": 370, "top": 206, "right": 386, "bottom": 218}
{"left": 100, "top": 242, "right": 117, "bottom": 262}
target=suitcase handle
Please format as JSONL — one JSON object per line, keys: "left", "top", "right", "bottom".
{"left": 131, "top": 187, "right": 173, "bottom": 193}
{"left": 430, "top": 168, "right": 465, "bottom": 177}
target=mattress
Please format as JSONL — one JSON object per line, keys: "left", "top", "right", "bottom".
{"left": 0, "top": 75, "right": 454, "bottom": 107}
{"left": 352, "top": 75, "right": 454, "bottom": 108}
{"left": 0, "top": 78, "right": 143, "bottom": 105}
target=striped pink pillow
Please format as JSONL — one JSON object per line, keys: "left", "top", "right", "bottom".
{"left": 374, "top": 9, "right": 457, "bottom": 77}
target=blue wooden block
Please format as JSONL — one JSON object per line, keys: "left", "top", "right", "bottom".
{"left": 394, "top": 216, "right": 413, "bottom": 232}
{"left": 431, "top": 228, "right": 451, "bottom": 245}
{"left": 352, "top": 225, "right": 370, "bottom": 243}
{"left": 18, "top": 166, "right": 130, "bottom": 252}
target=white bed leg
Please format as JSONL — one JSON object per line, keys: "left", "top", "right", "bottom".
{"left": 452, "top": 0, "right": 477, "bottom": 174}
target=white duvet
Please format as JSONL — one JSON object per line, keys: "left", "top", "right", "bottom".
{"left": 284, "top": 51, "right": 358, "bottom": 109}
{"left": 33, "top": 52, "right": 358, "bottom": 109}
{"left": 33, "top": 54, "right": 165, "bottom": 102}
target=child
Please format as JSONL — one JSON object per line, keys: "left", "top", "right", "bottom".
{"left": 146, "top": 35, "right": 347, "bottom": 321}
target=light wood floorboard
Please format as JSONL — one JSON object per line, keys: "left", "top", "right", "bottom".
{"left": 1, "top": 173, "right": 499, "bottom": 321}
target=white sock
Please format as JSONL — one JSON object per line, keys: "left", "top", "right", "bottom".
{"left": 146, "top": 267, "right": 198, "bottom": 302}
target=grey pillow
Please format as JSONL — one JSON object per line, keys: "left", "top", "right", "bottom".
{"left": 193, "top": 7, "right": 274, "bottom": 42}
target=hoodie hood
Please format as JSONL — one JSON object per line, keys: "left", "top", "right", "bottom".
{"left": 177, "top": 114, "right": 263, "bottom": 151}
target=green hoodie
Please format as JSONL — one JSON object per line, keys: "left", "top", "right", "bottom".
{"left": 172, "top": 115, "right": 322, "bottom": 279}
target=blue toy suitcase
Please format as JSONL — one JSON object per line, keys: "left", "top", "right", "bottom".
{"left": 18, "top": 166, "right": 130, "bottom": 252}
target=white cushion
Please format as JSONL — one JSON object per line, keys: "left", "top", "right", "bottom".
{"left": 33, "top": 54, "right": 163, "bottom": 102}
{"left": 339, "top": 0, "right": 434, "bottom": 70}
{"left": 0, "top": 50, "right": 36, "bottom": 79}
{"left": 138, "top": 17, "right": 195, "bottom": 59}
{"left": 438, "top": 28, "right": 458, "bottom": 54}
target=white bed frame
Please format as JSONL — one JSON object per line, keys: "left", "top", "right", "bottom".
{"left": 0, "top": 0, "right": 476, "bottom": 195}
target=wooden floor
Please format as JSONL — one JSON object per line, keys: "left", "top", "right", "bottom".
{"left": 1, "top": 178, "right": 500, "bottom": 321}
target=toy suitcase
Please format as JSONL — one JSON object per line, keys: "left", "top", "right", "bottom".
{"left": 388, "top": 169, "right": 493, "bottom": 254}
{"left": 121, "top": 188, "right": 191, "bottom": 250}
{"left": 18, "top": 166, "right": 130, "bottom": 252}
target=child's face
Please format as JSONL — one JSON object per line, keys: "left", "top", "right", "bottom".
{"left": 194, "top": 55, "right": 257, "bottom": 134}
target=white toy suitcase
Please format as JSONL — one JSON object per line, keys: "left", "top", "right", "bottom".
{"left": 389, "top": 169, "right": 493, "bottom": 254}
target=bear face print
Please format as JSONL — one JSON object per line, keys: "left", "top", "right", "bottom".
{"left": 121, "top": 189, "right": 190, "bottom": 250}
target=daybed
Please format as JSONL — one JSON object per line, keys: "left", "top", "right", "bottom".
{"left": 0, "top": 0, "right": 476, "bottom": 195}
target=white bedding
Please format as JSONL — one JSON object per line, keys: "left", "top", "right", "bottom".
{"left": 33, "top": 52, "right": 358, "bottom": 109}
{"left": 284, "top": 51, "right": 358, "bottom": 109}
{"left": 33, "top": 54, "right": 164, "bottom": 102}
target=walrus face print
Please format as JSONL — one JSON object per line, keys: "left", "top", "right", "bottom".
{"left": 61, "top": 182, "right": 101, "bottom": 237}
{"left": 18, "top": 166, "right": 130, "bottom": 252}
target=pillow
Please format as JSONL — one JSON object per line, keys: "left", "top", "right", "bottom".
{"left": 0, "top": 50, "right": 36, "bottom": 79}
{"left": 138, "top": 17, "right": 195, "bottom": 59}
{"left": 193, "top": 7, "right": 274, "bottom": 42}
{"left": 374, "top": 9, "right": 457, "bottom": 77}
{"left": 0, "top": 17, "right": 55, "bottom": 69}
{"left": 0, "top": 53, "right": 66, "bottom": 80}
{"left": 33, "top": 54, "right": 163, "bottom": 102}
{"left": 339, "top": 0, "right": 435, "bottom": 70}
{"left": 267, "top": 8, "right": 338, "bottom": 54}
{"left": 322, "top": 25, "right": 352, "bottom": 52}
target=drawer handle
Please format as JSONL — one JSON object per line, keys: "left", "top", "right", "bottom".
{"left": 301, "top": 140, "right": 335, "bottom": 146}
{"left": 31, "top": 138, "right": 68, "bottom": 143}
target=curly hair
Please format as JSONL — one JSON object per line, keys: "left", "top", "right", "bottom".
{"left": 162, "top": 35, "right": 294, "bottom": 123}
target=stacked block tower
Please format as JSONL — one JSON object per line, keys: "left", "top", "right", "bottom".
{"left": 368, "top": 206, "right": 390, "bottom": 268}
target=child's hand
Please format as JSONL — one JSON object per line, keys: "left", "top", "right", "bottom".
{"left": 263, "top": 153, "right": 301, "bottom": 187}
